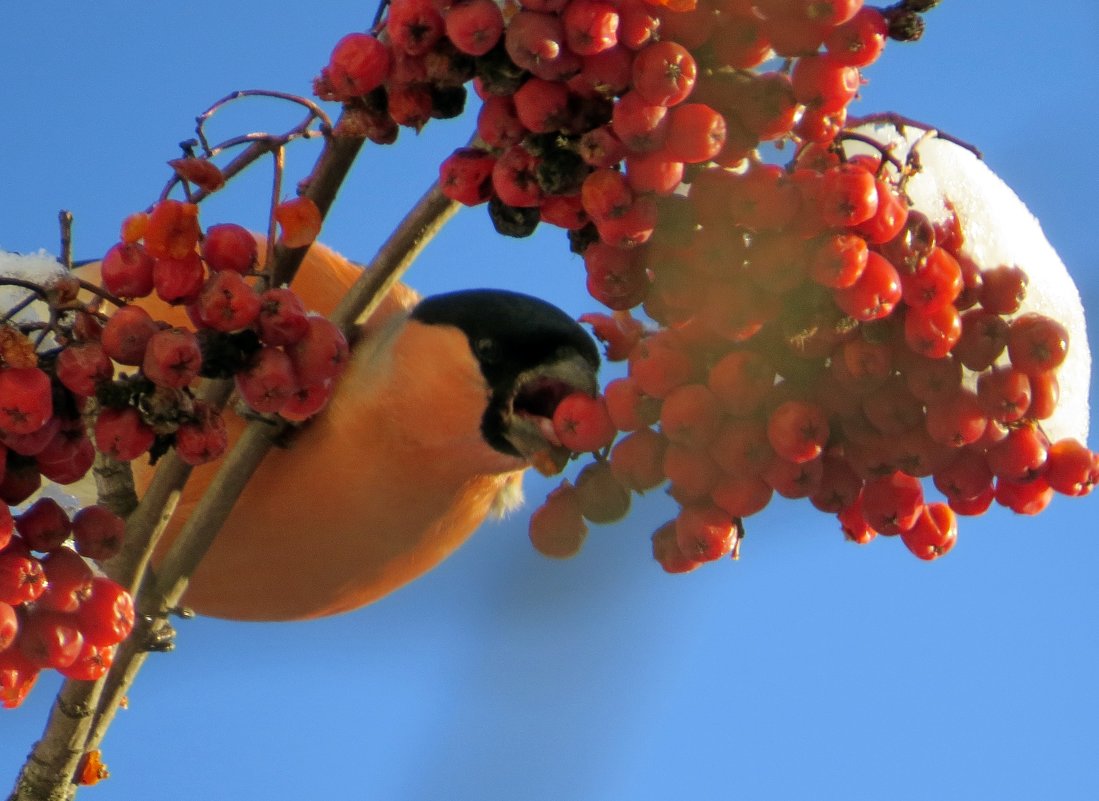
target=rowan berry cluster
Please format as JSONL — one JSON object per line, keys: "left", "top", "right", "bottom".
{"left": 311, "top": 1, "right": 1095, "bottom": 567}
{"left": 1, "top": 503, "right": 133, "bottom": 708}
{"left": 1, "top": 190, "right": 346, "bottom": 707}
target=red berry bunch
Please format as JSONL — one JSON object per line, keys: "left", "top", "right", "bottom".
{"left": 93, "top": 201, "right": 350, "bottom": 467}
{"left": 2, "top": 187, "right": 349, "bottom": 708}
{"left": 306, "top": 2, "right": 1093, "bottom": 569}
{"left": 1, "top": 500, "right": 133, "bottom": 708}
{"left": 531, "top": 154, "right": 1097, "bottom": 572}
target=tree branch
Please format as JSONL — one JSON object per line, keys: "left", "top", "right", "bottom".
{"left": 7, "top": 119, "right": 459, "bottom": 801}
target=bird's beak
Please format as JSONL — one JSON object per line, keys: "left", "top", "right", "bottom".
{"left": 503, "top": 350, "right": 599, "bottom": 476}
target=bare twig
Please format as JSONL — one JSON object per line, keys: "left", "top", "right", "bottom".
{"left": 58, "top": 211, "right": 74, "bottom": 270}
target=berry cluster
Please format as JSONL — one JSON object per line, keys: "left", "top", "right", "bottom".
{"left": 309, "top": 2, "right": 1095, "bottom": 567}
{"left": 1, "top": 194, "right": 347, "bottom": 707}
{"left": 535, "top": 185, "right": 1097, "bottom": 567}
{"left": 1, "top": 500, "right": 133, "bottom": 708}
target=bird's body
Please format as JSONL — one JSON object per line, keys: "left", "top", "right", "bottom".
{"left": 83, "top": 238, "right": 598, "bottom": 621}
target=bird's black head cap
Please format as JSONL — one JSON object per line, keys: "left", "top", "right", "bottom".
{"left": 411, "top": 289, "right": 600, "bottom": 457}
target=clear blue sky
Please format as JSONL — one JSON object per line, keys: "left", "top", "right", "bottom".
{"left": 3, "top": 3, "right": 1099, "bottom": 799}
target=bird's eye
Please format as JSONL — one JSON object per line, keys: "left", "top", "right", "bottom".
{"left": 475, "top": 337, "right": 500, "bottom": 363}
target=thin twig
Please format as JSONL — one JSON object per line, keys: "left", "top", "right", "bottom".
{"left": 265, "top": 146, "right": 285, "bottom": 275}
{"left": 58, "top": 211, "right": 74, "bottom": 270}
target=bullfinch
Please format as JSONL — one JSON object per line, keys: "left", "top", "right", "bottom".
{"left": 82, "top": 240, "right": 600, "bottom": 621}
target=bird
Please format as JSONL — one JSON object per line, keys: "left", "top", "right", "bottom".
{"left": 78, "top": 239, "right": 600, "bottom": 621}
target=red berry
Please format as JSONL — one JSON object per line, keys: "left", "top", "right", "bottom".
{"left": 143, "top": 199, "right": 200, "bottom": 261}
{"left": 820, "top": 163, "right": 878, "bottom": 227}
{"left": 825, "top": 6, "right": 888, "bottom": 67}
{"left": 584, "top": 242, "right": 649, "bottom": 310}
{"left": 55, "top": 342, "right": 113, "bottom": 397}
{"left": 979, "top": 264, "right": 1027, "bottom": 314}
{"left": 609, "top": 428, "right": 667, "bottom": 492}
{"left": 72, "top": 505, "right": 126, "bottom": 561}
{"left": 274, "top": 197, "right": 323, "bottom": 248}
{"left": 529, "top": 481, "right": 588, "bottom": 558}
{"left": 810, "top": 232, "right": 868, "bottom": 289}
{"left": 659, "top": 383, "right": 721, "bottom": 450}
{"left": 954, "top": 309, "right": 1008, "bottom": 371}
{"left": 35, "top": 423, "right": 95, "bottom": 486}
{"left": 903, "top": 303, "right": 961, "bottom": 359}
{"left": 563, "top": 0, "right": 619, "bottom": 55}
{"left": 675, "top": 503, "right": 736, "bottom": 562}
{"left": 986, "top": 425, "right": 1049, "bottom": 482}
{"left": 100, "top": 304, "right": 159, "bottom": 366}
{"left": 977, "top": 366, "right": 1031, "bottom": 423}
{"left": 707, "top": 350, "right": 775, "bottom": 416}
{"left": 326, "top": 33, "right": 392, "bottom": 98}
{"left": 663, "top": 442, "right": 721, "bottom": 503}
{"left": 445, "top": 0, "right": 505, "bottom": 56}
{"left": 661, "top": 103, "right": 726, "bottom": 163}
{"left": 18, "top": 610, "right": 84, "bottom": 669}
{"left": 632, "top": 40, "right": 697, "bottom": 107}
{"left": 258, "top": 288, "right": 310, "bottom": 346}
{"left": 195, "top": 270, "right": 262, "bottom": 332}
{"left": 439, "top": 148, "right": 497, "bottom": 206}
{"left": 0, "top": 647, "right": 39, "bottom": 708}
{"left": 77, "top": 577, "right": 135, "bottom": 647}
{"left": 901, "top": 246, "right": 962, "bottom": 313}
{"left": 0, "top": 549, "right": 47, "bottom": 605}
{"left": 1045, "top": 439, "right": 1099, "bottom": 497}
{"left": 838, "top": 496, "right": 877, "bottom": 544}
{"left": 900, "top": 502, "right": 957, "bottom": 561}
{"left": 833, "top": 251, "right": 901, "bottom": 322}
{"left": 235, "top": 347, "right": 298, "bottom": 415}
{"left": 286, "top": 317, "right": 350, "bottom": 385}
{"left": 492, "top": 145, "right": 544, "bottom": 208}
{"left": 100, "top": 242, "right": 155, "bottom": 298}
{"left": 94, "top": 407, "right": 155, "bottom": 462}
{"left": 38, "top": 547, "right": 93, "bottom": 613}
{"left": 201, "top": 223, "right": 257, "bottom": 274}
{"left": 712, "top": 473, "right": 773, "bottom": 518}
{"left": 58, "top": 640, "right": 117, "bottom": 682}
{"left": 861, "top": 471, "right": 923, "bottom": 535}
{"left": 574, "top": 460, "right": 631, "bottom": 523}
{"left": 767, "top": 400, "right": 829, "bottom": 464}
{"left": 15, "top": 498, "right": 71, "bottom": 553}
{"left": 994, "top": 475, "right": 1053, "bottom": 515}
{"left": 388, "top": 0, "right": 444, "bottom": 56}
{"left": 0, "top": 368, "right": 53, "bottom": 436}
{"left": 791, "top": 53, "right": 860, "bottom": 112}
{"left": 153, "top": 252, "right": 206, "bottom": 305}
{"left": 611, "top": 90, "right": 669, "bottom": 152}
{"left": 1006, "top": 313, "right": 1069, "bottom": 375}
{"left": 143, "top": 327, "right": 202, "bottom": 389}
{"left": 651, "top": 520, "right": 701, "bottom": 574}
{"left": 552, "top": 392, "right": 616, "bottom": 453}
{"left": 174, "top": 404, "right": 229, "bottom": 465}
